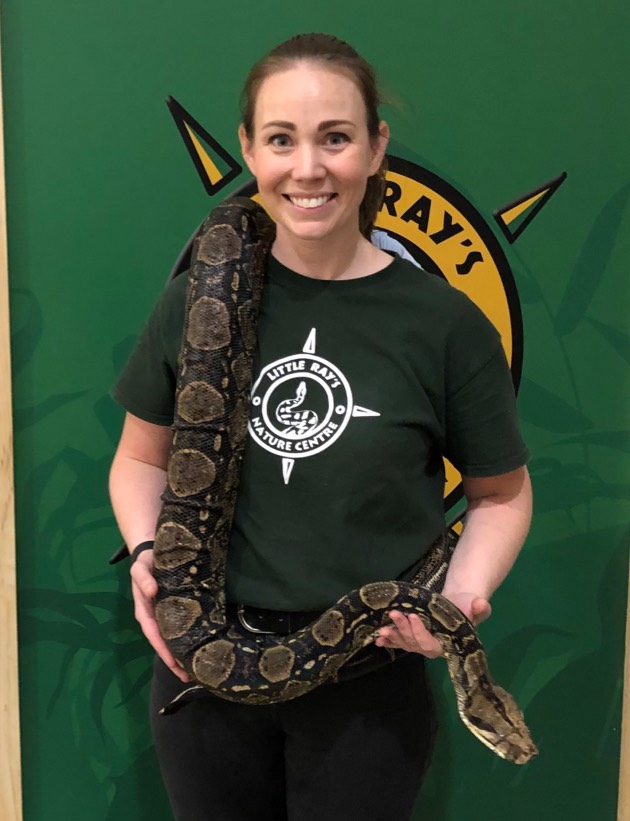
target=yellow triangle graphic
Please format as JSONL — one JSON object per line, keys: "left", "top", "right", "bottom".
{"left": 167, "top": 96, "right": 242, "bottom": 196}
{"left": 493, "top": 172, "right": 566, "bottom": 244}
{"left": 184, "top": 124, "right": 222, "bottom": 186}
{"left": 500, "top": 189, "right": 548, "bottom": 226}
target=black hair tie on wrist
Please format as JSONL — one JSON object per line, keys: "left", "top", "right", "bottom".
{"left": 130, "top": 540, "right": 155, "bottom": 565}
{"left": 108, "top": 541, "right": 154, "bottom": 566}
{"left": 108, "top": 544, "right": 129, "bottom": 565}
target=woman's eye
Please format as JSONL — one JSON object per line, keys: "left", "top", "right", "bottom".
{"left": 269, "top": 134, "right": 292, "bottom": 148}
{"left": 326, "top": 132, "right": 349, "bottom": 147}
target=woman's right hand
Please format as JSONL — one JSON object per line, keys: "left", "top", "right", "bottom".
{"left": 109, "top": 414, "right": 189, "bottom": 680}
{"left": 130, "top": 549, "right": 191, "bottom": 682}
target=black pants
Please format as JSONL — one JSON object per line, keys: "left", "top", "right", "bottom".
{"left": 150, "top": 654, "right": 438, "bottom": 821}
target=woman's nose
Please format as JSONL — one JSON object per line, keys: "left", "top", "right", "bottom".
{"left": 292, "top": 145, "right": 325, "bottom": 180}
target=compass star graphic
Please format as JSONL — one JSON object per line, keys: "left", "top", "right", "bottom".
{"left": 248, "top": 328, "right": 380, "bottom": 484}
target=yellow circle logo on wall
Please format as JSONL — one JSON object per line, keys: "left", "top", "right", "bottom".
{"left": 375, "top": 157, "right": 523, "bottom": 507}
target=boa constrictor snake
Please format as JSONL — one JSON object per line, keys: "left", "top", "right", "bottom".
{"left": 152, "top": 197, "right": 537, "bottom": 765}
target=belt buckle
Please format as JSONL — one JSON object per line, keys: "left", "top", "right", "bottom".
{"left": 237, "top": 604, "right": 278, "bottom": 635}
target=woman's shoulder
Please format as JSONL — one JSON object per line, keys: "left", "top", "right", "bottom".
{"left": 389, "top": 256, "right": 486, "bottom": 312}
{"left": 153, "top": 272, "right": 188, "bottom": 331}
{"left": 162, "top": 271, "right": 188, "bottom": 304}
{"left": 387, "top": 257, "right": 503, "bottom": 362}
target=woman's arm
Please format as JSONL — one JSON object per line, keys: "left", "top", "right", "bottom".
{"left": 375, "top": 466, "right": 532, "bottom": 656}
{"left": 442, "top": 465, "right": 532, "bottom": 607}
{"left": 109, "top": 412, "right": 191, "bottom": 681}
{"left": 109, "top": 413, "right": 171, "bottom": 546}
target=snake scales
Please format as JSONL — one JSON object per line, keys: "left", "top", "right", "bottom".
{"left": 152, "top": 197, "right": 537, "bottom": 765}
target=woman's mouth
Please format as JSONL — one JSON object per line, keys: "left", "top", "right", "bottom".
{"left": 284, "top": 194, "right": 336, "bottom": 209}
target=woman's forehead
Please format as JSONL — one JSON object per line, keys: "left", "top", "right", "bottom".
{"left": 254, "top": 65, "right": 366, "bottom": 126}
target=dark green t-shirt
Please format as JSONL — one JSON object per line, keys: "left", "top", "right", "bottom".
{"left": 113, "top": 255, "right": 528, "bottom": 609}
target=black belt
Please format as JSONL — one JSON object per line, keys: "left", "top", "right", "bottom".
{"left": 227, "top": 604, "right": 323, "bottom": 635}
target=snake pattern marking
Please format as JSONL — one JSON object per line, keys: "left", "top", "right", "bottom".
{"left": 152, "top": 197, "right": 538, "bottom": 765}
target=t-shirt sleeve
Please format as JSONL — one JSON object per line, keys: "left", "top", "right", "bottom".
{"left": 442, "top": 295, "right": 529, "bottom": 477}
{"left": 111, "top": 275, "right": 186, "bottom": 425}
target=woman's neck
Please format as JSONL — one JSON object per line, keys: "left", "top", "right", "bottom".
{"left": 271, "top": 231, "right": 392, "bottom": 281}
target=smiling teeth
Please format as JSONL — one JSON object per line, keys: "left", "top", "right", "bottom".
{"left": 290, "top": 196, "right": 331, "bottom": 208}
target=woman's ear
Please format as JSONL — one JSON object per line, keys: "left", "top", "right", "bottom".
{"left": 369, "top": 120, "right": 390, "bottom": 175}
{"left": 238, "top": 124, "right": 256, "bottom": 176}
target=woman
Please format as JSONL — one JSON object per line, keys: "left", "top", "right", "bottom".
{"left": 110, "top": 33, "right": 532, "bottom": 821}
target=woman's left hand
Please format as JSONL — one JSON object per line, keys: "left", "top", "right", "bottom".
{"left": 374, "top": 593, "right": 492, "bottom": 658}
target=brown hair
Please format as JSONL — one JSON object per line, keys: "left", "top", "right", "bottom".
{"left": 241, "top": 33, "right": 387, "bottom": 238}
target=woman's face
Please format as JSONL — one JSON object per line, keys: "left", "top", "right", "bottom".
{"left": 239, "top": 63, "right": 388, "bottom": 249}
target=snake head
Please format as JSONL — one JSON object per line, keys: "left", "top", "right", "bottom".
{"left": 463, "top": 681, "right": 538, "bottom": 764}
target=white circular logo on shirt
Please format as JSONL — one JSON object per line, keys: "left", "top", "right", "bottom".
{"left": 247, "top": 329, "right": 380, "bottom": 484}
{"left": 250, "top": 353, "right": 352, "bottom": 457}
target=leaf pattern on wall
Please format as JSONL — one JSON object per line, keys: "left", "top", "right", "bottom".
{"left": 14, "top": 390, "right": 89, "bottom": 431}
{"left": 515, "top": 271, "right": 544, "bottom": 305}
{"left": 587, "top": 318, "right": 630, "bottom": 366}
{"left": 518, "top": 378, "right": 594, "bottom": 433}
{"left": 557, "top": 430, "right": 630, "bottom": 453}
{"left": 528, "top": 457, "right": 630, "bottom": 513}
{"left": 554, "top": 182, "right": 630, "bottom": 337}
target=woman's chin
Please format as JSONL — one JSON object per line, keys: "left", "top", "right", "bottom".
{"left": 275, "top": 217, "right": 353, "bottom": 248}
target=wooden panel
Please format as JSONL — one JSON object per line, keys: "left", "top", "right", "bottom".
{"left": 619, "top": 560, "right": 630, "bottom": 821}
{"left": 0, "top": 21, "right": 23, "bottom": 821}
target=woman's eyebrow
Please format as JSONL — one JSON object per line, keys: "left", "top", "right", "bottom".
{"left": 262, "top": 120, "right": 295, "bottom": 130}
{"left": 261, "top": 119, "right": 355, "bottom": 131}
{"left": 317, "top": 120, "right": 354, "bottom": 130}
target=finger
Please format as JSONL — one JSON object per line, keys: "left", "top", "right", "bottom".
{"left": 396, "top": 612, "right": 441, "bottom": 656}
{"left": 379, "top": 612, "right": 443, "bottom": 657}
{"left": 407, "top": 613, "right": 443, "bottom": 657}
{"left": 375, "top": 621, "right": 408, "bottom": 647}
{"left": 376, "top": 626, "right": 440, "bottom": 657}
{"left": 130, "top": 562, "right": 191, "bottom": 683}
{"left": 388, "top": 610, "right": 415, "bottom": 644}
{"left": 143, "top": 623, "right": 191, "bottom": 682}
{"left": 375, "top": 626, "right": 397, "bottom": 647}
{"left": 389, "top": 610, "right": 439, "bottom": 654}
{"left": 377, "top": 618, "right": 412, "bottom": 652}
{"left": 375, "top": 631, "right": 404, "bottom": 651}
{"left": 380, "top": 610, "right": 417, "bottom": 644}
{"left": 471, "top": 597, "right": 492, "bottom": 626}
{"left": 133, "top": 586, "right": 190, "bottom": 682}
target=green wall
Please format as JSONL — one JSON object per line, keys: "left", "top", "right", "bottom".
{"left": 3, "top": 1, "right": 629, "bottom": 818}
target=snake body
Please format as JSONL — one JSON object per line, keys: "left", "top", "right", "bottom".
{"left": 152, "top": 197, "right": 537, "bottom": 765}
